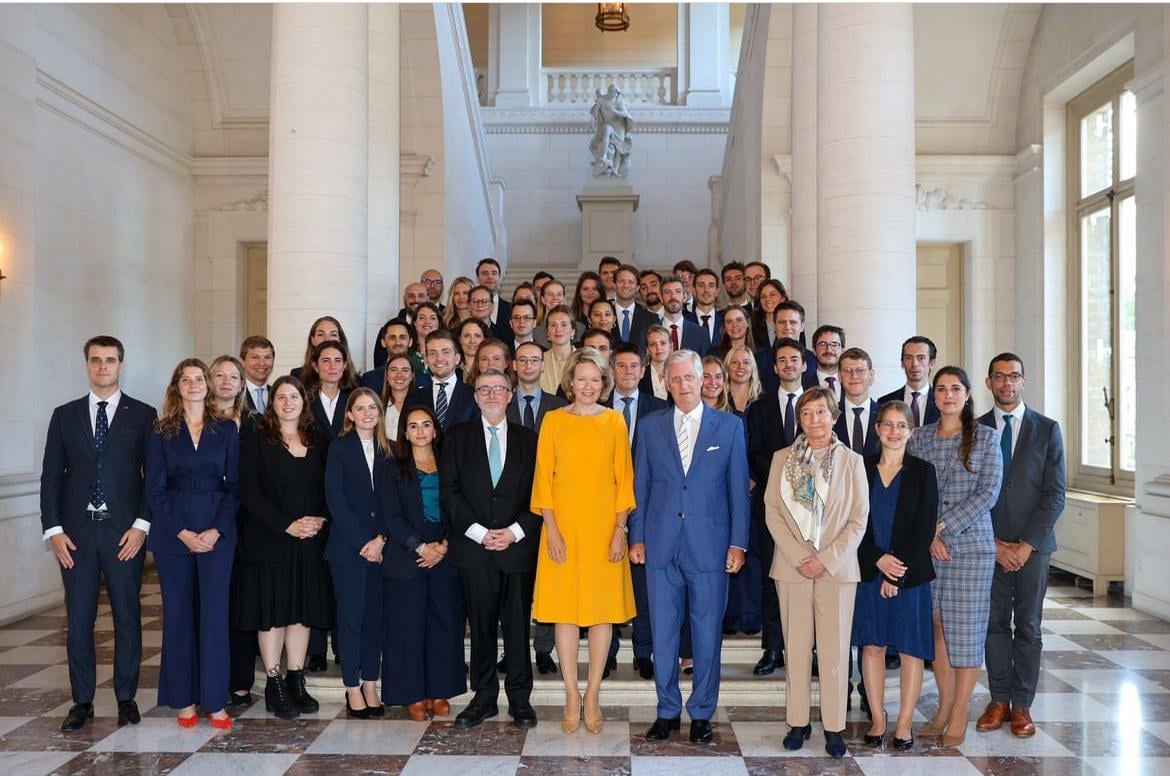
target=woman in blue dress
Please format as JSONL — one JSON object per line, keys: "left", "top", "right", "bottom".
{"left": 852, "top": 401, "right": 939, "bottom": 750}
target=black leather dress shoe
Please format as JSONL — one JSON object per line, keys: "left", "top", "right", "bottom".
{"left": 117, "top": 699, "right": 141, "bottom": 726}
{"left": 825, "top": 730, "right": 848, "bottom": 759}
{"left": 689, "top": 719, "right": 713, "bottom": 744}
{"left": 645, "top": 717, "right": 680, "bottom": 740}
{"left": 885, "top": 654, "right": 902, "bottom": 670}
{"left": 305, "top": 653, "right": 328, "bottom": 673}
{"left": 782, "top": 724, "right": 812, "bottom": 751}
{"left": 753, "top": 650, "right": 782, "bottom": 676}
{"left": 496, "top": 656, "right": 508, "bottom": 674}
{"left": 602, "top": 656, "right": 617, "bottom": 679}
{"left": 633, "top": 657, "right": 654, "bottom": 680}
{"left": 61, "top": 703, "right": 94, "bottom": 732}
{"left": 535, "top": 652, "right": 557, "bottom": 675}
{"left": 228, "top": 692, "right": 254, "bottom": 707}
{"left": 509, "top": 702, "right": 537, "bottom": 728}
{"left": 454, "top": 703, "right": 499, "bottom": 728}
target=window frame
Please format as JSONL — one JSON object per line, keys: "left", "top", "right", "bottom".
{"left": 1066, "top": 60, "right": 1135, "bottom": 496}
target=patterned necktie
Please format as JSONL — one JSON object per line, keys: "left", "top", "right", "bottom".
{"left": 677, "top": 413, "right": 692, "bottom": 475}
{"left": 826, "top": 376, "right": 837, "bottom": 395}
{"left": 852, "top": 407, "right": 865, "bottom": 453}
{"left": 911, "top": 391, "right": 921, "bottom": 427}
{"left": 783, "top": 392, "right": 796, "bottom": 446}
{"left": 523, "top": 395, "right": 535, "bottom": 430}
{"left": 670, "top": 323, "right": 680, "bottom": 350}
{"left": 254, "top": 386, "right": 266, "bottom": 413}
{"left": 435, "top": 381, "right": 449, "bottom": 429}
{"left": 488, "top": 426, "right": 503, "bottom": 487}
{"left": 90, "top": 401, "right": 109, "bottom": 507}
{"left": 621, "top": 309, "right": 631, "bottom": 341}
{"left": 1001, "top": 414, "right": 1013, "bottom": 472}
{"left": 622, "top": 396, "right": 634, "bottom": 433}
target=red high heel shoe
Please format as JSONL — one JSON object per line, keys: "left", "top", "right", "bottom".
{"left": 207, "top": 712, "right": 233, "bottom": 730}
{"left": 177, "top": 712, "right": 198, "bottom": 728}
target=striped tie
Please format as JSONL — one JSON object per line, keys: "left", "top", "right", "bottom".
{"left": 678, "top": 414, "right": 692, "bottom": 475}
{"left": 435, "top": 381, "right": 449, "bottom": 429}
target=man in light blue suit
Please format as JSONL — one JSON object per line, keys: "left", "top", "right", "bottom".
{"left": 629, "top": 349, "right": 750, "bottom": 745}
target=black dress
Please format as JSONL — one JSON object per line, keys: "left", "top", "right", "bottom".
{"left": 234, "top": 431, "right": 333, "bottom": 631}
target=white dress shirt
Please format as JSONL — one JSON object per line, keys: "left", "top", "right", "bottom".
{"left": 993, "top": 402, "right": 1026, "bottom": 459}
{"left": 842, "top": 396, "right": 872, "bottom": 447}
{"left": 694, "top": 305, "right": 718, "bottom": 341}
{"left": 615, "top": 389, "right": 640, "bottom": 444}
{"left": 674, "top": 402, "right": 704, "bottom": 475}
{"left": 359, "top": 436, "right": 376, "bottom": 486}
{"left": 318, "top": 389, "right": 341, "bottom": 425}
{"left": 45, "top": 390, "right": 151, "bottom": 540}
{"left": 615, "top": 301, "right": 638, "bottom": 332}
{"left": 817, "top": 369, "right": 840, "bottom": 392}
{"left": 464, "top": 416, "right": 526, "bottom": 546}
{"left": 431, "top": 375, "right": 456, "bottom": 408}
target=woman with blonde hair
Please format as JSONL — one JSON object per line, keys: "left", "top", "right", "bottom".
{"left": 209, "top": 355, "right": 249, "bottom": 426}
{"left": 639, "top": 325, "right": 672, "bottom": 402}
{"left": 443, "top": 276, "right": 474, "bottom": 329}
{"left": 532, "top": 347, "right": 636, "bottom": 735}
{"left": 724, "top": 345, "right": 763, "bottom": 417}
{"left": 146, "top": 358, "right": 240, "bottom": 730}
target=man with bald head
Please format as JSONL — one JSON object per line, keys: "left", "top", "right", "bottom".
{"left": 397, "top": 282, "right": 429, "bottom": 324}
{"left": 421, "top": 269, "right": 446, "bottom": 313}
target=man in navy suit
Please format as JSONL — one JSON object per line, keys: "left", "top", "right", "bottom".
{"left": 405, "top": 330, "right": 479, "bottom": 431}
{"left": 774, "top": 301, "right": 813, "bottom": 369}
{"left": 660, "top": 276, "right": 712, "bottom": 355}
{"left": 877, "top": 336, "right": 940, "bottom": 427}
{"left": 507, "top": 343, "right": 567, "bottom": 434}
{"left": 833, "top": 348, "right": 881, "bottom": 457}
{"left": 805, "top": 325, "right": 846, "bottom": 404}
{"left": 630, "top": 349, "right": 750, "bottom": 744}
{"left": 40, "top": 336, "right": 157, "bottom": 731}
{"left": 691, "top": 269, "right": 723, "bottom": 345}
{"left": 745, "top": 338, "right": 807, "bottom": 676}
{"left": 976, "top": 353, "right": 1066, "bottom": 738}
{"left": 240, "top": 335, "right": 275, "bottom": 414}
{"left": 477, "top": 257, "right": 512, "bottom": 338}
{"left": 613, "top": 264, "right": 658, "bottom": 351}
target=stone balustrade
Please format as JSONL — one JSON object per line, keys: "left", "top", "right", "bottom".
{"left": 542, "top": 67, "right": 677, "bottom": 105}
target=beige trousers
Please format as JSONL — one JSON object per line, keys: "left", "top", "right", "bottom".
{"left": 776, "top": 579, "right": 857, "bottom": 732}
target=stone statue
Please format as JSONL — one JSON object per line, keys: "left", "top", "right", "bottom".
{"left": 589, "top": 85, "right": 633, "bottom": 178}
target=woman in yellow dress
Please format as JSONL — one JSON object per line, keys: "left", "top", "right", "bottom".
{"left": 532, "top": 347, "right": 636, "bottom": 736}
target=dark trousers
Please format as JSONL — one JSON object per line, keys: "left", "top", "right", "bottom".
{"left": 308, "top": 563, "right": 338, "bottom": 659}
{"left": 986, "top": 552, "right": 1051, "bottom": 708}
{"left": 60, "top": 518, "right": 144, "bottom": 704}
{"left": 328, "top": 562, "right": 383, "bottom": 688}
{"left": 382, "top": 563, "right": 466, "bottom": 705}
{"left": 462, "top": 564, "right": 534, "bottom": 708}
{"left": 752, "top": 514, "right": 783, "bottom": 653}
{"left": 154, "top": 543, "right": 235, "bottom": 710}
{"left": 228, "top": 553, "right": 257, "bottom": 694}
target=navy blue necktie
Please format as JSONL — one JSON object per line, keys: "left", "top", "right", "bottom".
{"left": 621, "top": 309, "right": 631, "bottom": 342}
{"left": 89, "top": 401, "right": 109, "bottom": 507}
{"left": 435, "top": 382, "right": 449, "bottom": 429}
{"left": 523, "top": 395, "right": 536, "bottom": 430}
{"left": 852, "top": 407, "right": 865, "bottom": 453}
{"left": 1001, "top": 414, "right": 1014, "bottom": 471}
{"left": 783, "top": 393, "right": 796, "bottom": 446}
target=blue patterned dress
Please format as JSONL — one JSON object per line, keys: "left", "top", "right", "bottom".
{"left": 907, "top": 424, "right": 1002, "bottom": 667}
{"left": 850, "top": 472, "right": 934, "bottom": 659}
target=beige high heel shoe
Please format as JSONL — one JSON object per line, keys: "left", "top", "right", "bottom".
{"left": 583, "top": 692, "right": 604, "bottom": 734}
{"left": 562, "top": 693, "right": 582, "bottom": 734}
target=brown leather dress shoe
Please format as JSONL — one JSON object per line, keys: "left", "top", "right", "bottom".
{"left": 976, "top": 701, "right": 1010, "bottom": 732}
{"left": 407, "top": 701, "right": 429, "bottom": 721}
{"left": 1010, "top": 706, "right": 1036, "bottom": 737}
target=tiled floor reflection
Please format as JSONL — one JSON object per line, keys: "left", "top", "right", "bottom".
{"left": 0, "top": 569, "right": 1164, "bottom": 774}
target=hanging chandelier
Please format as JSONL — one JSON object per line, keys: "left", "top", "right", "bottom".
{"left": 596, "top": 3, "right": 630, "bottom": 32}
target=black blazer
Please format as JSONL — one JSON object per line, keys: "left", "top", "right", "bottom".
{"left": 238, "top": 430, "right": 330, "bottom": 567}
{"left": 858, "top": 454, "right": 939, "bottom": 588}
{"left": 834, "top": 398, "right": 881, "bottom": 456}
{"left": 40, "top": 394, "right": 157, "bottom": 536}
{"left": 243, "top": 384, "right": 271, "bottom": 414}
{"left": 311, "top": 389, "right": 352, "bottom": 442}
{"left": 439, "top": 420, "right": 540, "bottom": 573}
{"left": 506, "top": 390, "right": 567, "bottom": 433}
{"left": 878, "top": 385, "right": 940, "bottom": 426}
{"left": 745, "top": 391, "right": 793, "bottom": 518}
{"left": 978, "top": 408, "right": 1066, "bottom": 554}
{"left": 603, "top": 391, "right": 668, "bottom": 453}
{"left": 405, "top": 374, "right": 479, "bottom": 431}
{"left": 615, "top": 303, "right": 659, "bottom": 350}
{"left": 324, "top": 432, "right": 396, "bottom": 568}
{"left": 380, "top": 465, "right": 450, "bottom": 580}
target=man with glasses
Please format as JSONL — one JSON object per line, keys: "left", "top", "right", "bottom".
{"left": 833, "top": 348, "right": 880, "bottom": 457}
{"left": 421, "top": 269, "right": 446, "bottom": 313}
{"left": 976, "top": 353, "right": 1066, "bottom": 739}
{"left": 470, "top": 284, "right": 512, "bottom": 343}
{"left": 744, "top": 261, "right": 770, "bottom": 301}
{"left": 509, "top": 299, "right": 538, "bottom": 349}
{"left": 807, "top": 325, "right": 846, "bottom": 402}
{"left": 878, "top": 336, "right": 940, "bottom": 427}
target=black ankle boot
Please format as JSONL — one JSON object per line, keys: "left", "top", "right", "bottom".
{"left": 265, "top": 674, "right": 299, "bottom": 719}
{"left": 284, "top": 669, "right": 319, "bottom": 713}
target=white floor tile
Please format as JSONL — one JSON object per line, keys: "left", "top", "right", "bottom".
{"left": 305, "top": 719, "right": 429, "bottom": 755}
{"left": 0, "top": 716, "right": 34, "bottom": 737}
{"left": 1084, "top": 756, "right": 1170, "bottom": 776}
{"left": 90, "top": 717, "right": 219, "bottom": 752}
{"left": 522, "top": 720, "right": 630, "bottom": 756}
{"left": 0, "top": 751, "right": 79, "bottom": 776}
{"left": 1027, "top": 692, "right": 1117, "bottom": 721}
{"left": 631, "top": 756, "right": 749, "bottom": 776}
{"left": 400, "top": 755, "right": 521, "bottom": 776}
{"left": 1042, "top": 620, "right": 1124, "bottom": 635}
{"left": 170, "top": 753, "right": 300, "bottom": 776}
{"left": 955, "top": 722, "right": 1075, "bottom": 757}
{"left": 1045, "top": 669, "right": 1170, "bottom": 694}
{"left": 1097, "top": 651, "right": 1170, "bottom": 670}
{"left": 856, "top": 755, "right": 983, "bottom": 775}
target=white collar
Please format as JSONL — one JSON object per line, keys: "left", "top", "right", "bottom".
{"left": 996, "top": 403, "right": 1026, "bottom": 422}
{"left": 90, "top": 390, "right": 122, "bottom": 408}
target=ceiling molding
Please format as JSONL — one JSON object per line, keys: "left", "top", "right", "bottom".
{"left": 190, "top": 156, "right": 269, "bottom": 179}
{"left": 187, "top": 3, "right": 270, "bottom": 130}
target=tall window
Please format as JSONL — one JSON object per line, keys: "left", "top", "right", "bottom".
{"left": 1068, "top": 61, "right": 1135, "bottom": 493}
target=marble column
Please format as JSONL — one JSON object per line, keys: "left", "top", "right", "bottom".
{"left": 267, "top": 3, "right": 369, "bottom": 374}
{"left": 790, "top": 3, "right": 818, "bottom": 327}
{"left": 816, "top": 3, "right": 916, "bottom": 384}
{"left": 366, "top": 4, "right": 400, "bottom": 368}
{"left": 677, "top": 3, "right": 731, "bottom": 107}
{"left": 489, "top": 3, "right": 541, "bottom": 107}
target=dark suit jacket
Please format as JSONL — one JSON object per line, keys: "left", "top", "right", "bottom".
{"left": 145, "top": 420, "right": 240, "bottom": 555}
{"left": 405, "top": 374, "right": 479, "bottom": 431}
{"left": 238, "top": 430, "right": 329, "bottom": 567}
{"left": 802, "top": 370, "right": 845, "bottom": 406}
{"left": 243, "top": 384, "right": 271, "bottom": 414}
{"left": 361, "top": 367, "right": 384, "bottom": 393}
{"left": 311, "top": 389, "right": 352, "bottom": 442}
{"left": 439, "top": 420, "right": 540, "bottom": 573}
{"left": 834, "top": 398, "right": 881, "bottom": 457}
{"left": 661, "top": 316, "right": 711, "bottom": 355}
{"left": 859, "top": 454, "right": 939, "bottom": 588}
{"left": 380, "top": 465, "right": 452, "bottom": 580}
{"left": 878, "top": 385, "right": 940, "bottom": 426}
{"left": 690, "top": 308, "right": 723, "bottom": 346}
{"left": 978, "top": 408, "right": 1067, "bottom": 554}
{"left": 507, "top": 390, "right": 567, "bottom": 433}
{"left": 746, "top": 392, "right": 795, "bottom": 508}
{"left": 40, "top": 394, "right": 157, "bottom": 536}
{"left": 324, "top": 432, "right": 396, "bottom": 568}
{"left": 604, "top": 391, "right": 669, "bottom": 454}
{"left": 615, "top": 303, "right": 659, "bottom": 350}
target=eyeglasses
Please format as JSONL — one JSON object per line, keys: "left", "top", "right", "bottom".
{"left": 815, "top": 342, "right": 842, "bottom": 351}
{"left": 470, "top": 298, "right": 492, "bottom": 306}
{"left": 516, "top": 357, "right": 543, "bottom": 366}
{"left": 839, "top": 367, "right": 870, "bottom": 377}
{"left": 990, "top": 372, "right": 1024, "bottom": 384}
{"left": 422, "top": 278, "right": 443, "bottom": 286}
{"left": 475, "top": 386, "right": 510, "bottom": 396}
{"left": 511, "top": 314, "right": 535, "bottom": 323}
{"left": 878, "top": 421, "right": 911, "bottom": 432}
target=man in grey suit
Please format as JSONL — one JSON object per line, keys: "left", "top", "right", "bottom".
{"left": 976, "top": 352, "right": 1066, "bottom": 738}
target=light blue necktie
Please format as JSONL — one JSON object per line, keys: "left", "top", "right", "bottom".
{"left": 1001, "top": 414, "right": 1013, "bottom": 472}
{"left": 621, "top": 309, "right": 631, "bottom": 341}
{"left": 488, "top": 426, "right": 503, "bottom": 487}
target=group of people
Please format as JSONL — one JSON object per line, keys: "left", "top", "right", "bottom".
{"left": 39, "top": 255, "right": 1065, "bottom": 760}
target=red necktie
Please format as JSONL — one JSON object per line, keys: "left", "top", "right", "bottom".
{"left": 670, "top": 324, "right": 679, "bottom": 350}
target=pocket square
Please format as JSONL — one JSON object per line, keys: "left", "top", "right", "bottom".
{"left": 706, "top": 445, "right": 720, "bottom": 452}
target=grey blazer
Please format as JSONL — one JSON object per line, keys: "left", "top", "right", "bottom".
{"left": 978, "top": 407, "right": 1066, "bottom": 554}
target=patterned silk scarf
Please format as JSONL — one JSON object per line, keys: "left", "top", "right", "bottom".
{"left": 782, "top": 432, "right": 843, "bottom": 549}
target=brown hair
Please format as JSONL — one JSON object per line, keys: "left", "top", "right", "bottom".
{"left": 209, "top": 355, "right": 249, "bottom": 423}
{"left": 794, "top": 386, "right": 840, "bottom": 422}
{"left": 934, "top": 366, "right": 977, "bottom": 471}
{"left": 155, "top": 358, "right": 227, "bottom": 437}
{"left": 340, "top": 387, "right": 392, "bottom": 458}
{"left": 394, "top": 404, "right": 442, "bottom": 481}
{"left": 298, "top": 316, "right": 349, "bottom": 381}
{"left": 238, "top": 335, "right": 274, "bottom": 360}
{"left": 84, "top": 335, "right": 124, "bottom": 361}
{"left": 256, "top": 375, "right": 319, "bottom": 448}
{"left": 301, "top": 340, "right": 360, "bottom": 399}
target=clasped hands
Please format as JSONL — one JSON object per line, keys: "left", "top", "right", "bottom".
{"left": 796, "top": 553, "right": 826, "bottom": 580}
{"left": 416, "top": 539, "right": 448, "bottom": 568}
{"left": 178, "top": 527, "right": 222, "bottom": 553}
{"left": 995, "top": 539, "right": 1034, "bottom": 572}
{"left": 483, "top": 528, "right": 517, "bottom": 552}
{"left": 875, "top": 553, "right": 906, "bottom": 598}
{"left": 285, "top": 515, "right": 326, "bottom": 541}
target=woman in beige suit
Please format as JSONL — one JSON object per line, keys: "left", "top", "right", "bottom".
{"left": 764, "top": 387, "right": 869, "bottom": 760}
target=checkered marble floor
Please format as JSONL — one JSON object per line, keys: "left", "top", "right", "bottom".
{"left": 1, "top": 569, "right": 1168, "bottom": 775}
